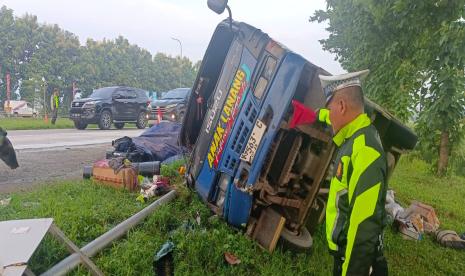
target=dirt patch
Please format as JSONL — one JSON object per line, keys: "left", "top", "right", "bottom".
{"left": 0, "top": 144, "right": 110, "bottom": 193}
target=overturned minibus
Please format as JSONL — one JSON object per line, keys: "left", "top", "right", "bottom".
{"left": 180, "top": 2, "right": 417, "bottom": 252}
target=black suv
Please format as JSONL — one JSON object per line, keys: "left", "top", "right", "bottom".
{"left": 150, "top": 88, "right": 191, "bottom": 122}
{"left": 70, "top": 86, "right": 150, "bottom": 130}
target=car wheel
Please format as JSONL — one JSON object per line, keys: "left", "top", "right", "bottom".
{"left": 13, "top": 112, "right": 18, "bottom": 117}
{"left": 279, "top": 226, "right": 313, "bottom": 252}
{"left": 74, "top": 121, "right": 88, "bottom": 130}
{"left": 99, "top": 110, "right": 113, "bottom": 130}
{"left": 32, "top": 113, "right": 38, "bottom": 118}
{"left": 136, "top": 112, "right": 147, "bottom": 129}
{"left": 114, "top": 122, "right": 125, "bottom": 129}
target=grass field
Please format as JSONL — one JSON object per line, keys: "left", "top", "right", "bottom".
{"left": 0, "top": 117, "right": 143, "bottom": 130}
{"left": 0, "top": 117, "right": 75, "bottom": 130}
{"left": 0, "top": 157, "right": 464, "bottom": 275}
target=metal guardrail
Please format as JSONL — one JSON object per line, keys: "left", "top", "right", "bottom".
{"left": 42, "top": 190, "right": 177, "bottom": 276}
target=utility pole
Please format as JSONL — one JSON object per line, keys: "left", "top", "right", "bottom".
{"left": 0, "top": 65, "right": 2, "bottom": 112}
{"left": 72, "top": 81, "right": 77, "bottom": 105}
{"left": 171, "top": 37, "right": 183, "bottom": 87}
{"left": 43, "top": 81, "right": 48, "bottom": 123}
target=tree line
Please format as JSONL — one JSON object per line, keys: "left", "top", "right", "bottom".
{"left": 0, "top": 5, "right": 199, "bottom": 113}
{"left": 311, "top": 0, "right": 465, "bottom": 176}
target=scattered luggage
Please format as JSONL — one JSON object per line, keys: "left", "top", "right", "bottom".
{"left": 435, "top": 230, "right": 465, "bottom": 250}
{"left": 91, "top": 159, "right": 139, "bottom": 191}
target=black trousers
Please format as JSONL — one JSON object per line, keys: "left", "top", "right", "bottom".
{"left": 333, "top": 252, "right": 388, "bottom": 276}
{"left": 51, "top": 109, "right": 58, "bottom": 125}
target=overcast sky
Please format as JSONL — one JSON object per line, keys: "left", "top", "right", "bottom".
{"left": 2, "top": 0, "right": 345, "bottom": 74}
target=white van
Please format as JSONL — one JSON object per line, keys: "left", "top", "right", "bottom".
{"left": 4, "top": 101, "right": 38, "bottom": 117}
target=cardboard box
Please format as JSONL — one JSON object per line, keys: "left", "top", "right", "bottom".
{"left": 92, "top": 162, "right": 138, "bottom": 191}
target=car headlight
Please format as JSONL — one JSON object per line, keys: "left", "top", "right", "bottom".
{"left": 82, "top": 101, "right": 98, "bottom": 108}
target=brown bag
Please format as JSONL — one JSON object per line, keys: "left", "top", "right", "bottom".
{"left": 436, "top": 229, "right": 465, "bottom": 250}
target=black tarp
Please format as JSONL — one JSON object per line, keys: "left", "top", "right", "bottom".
{"left": 113, "top": 122, "right": 185, "bottom": 162}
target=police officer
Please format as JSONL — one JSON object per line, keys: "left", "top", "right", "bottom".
{"left": 51, "top": 88, "right": 60, "bottom": 125}
{"left": 317, "top": 70, "right": 388, "bottom": 276}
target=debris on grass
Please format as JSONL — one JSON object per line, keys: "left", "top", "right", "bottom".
{"left": 395, "top": 201, "right": 440, "bottom": 240}
{"left": 154, "top": 241, "right": 175, "bottom": 276}
{"left": 386, "top": 190, "right": 465, "bottom": 250}
{"left": 396, "top": 218, "right": 423, "bottom": 241}
{"left": 137, "top": 175, "right": 171, "bottom": 202}
{"left": 22, "top": 202, "right": 40, "bottom": 208}
{"left": 385, "top": 190, "right": 404, "bottom": 223}
{"left": 0, "top": 197, "right": 11, "bottom": 206}
{"left": 91, "top": 159, "right": 139, "bottom": 191}
{"left": 224, "top": 252, "right": 241, "bottom": 265}
{"left": 195, "top": 211, "right": 201, "bottom": 226}
{"left": 399, "top": 201, "right": 440, "bottom": 234}
{"left": 435, "top": 229, "right": 465, "bottom": 250}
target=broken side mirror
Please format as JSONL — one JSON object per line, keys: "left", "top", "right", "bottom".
{"left": 207, "top": 0, "right": 228, "bottom": 14}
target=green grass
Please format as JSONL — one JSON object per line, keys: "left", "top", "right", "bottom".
{"left": 385, "top": 156, "right": 465, "bottom": 275}
{"left": 0, "top": 117, "right": 143, "bottom": 130}
{"left": 0, "top": 117, "right": 75, "bottom": 130}
{"left": 0, "top": 158, "right": 464, "bottom": 275}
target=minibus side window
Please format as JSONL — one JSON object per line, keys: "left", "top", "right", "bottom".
{"left": 253, "top": 56, "right": 277, "bottom": 99}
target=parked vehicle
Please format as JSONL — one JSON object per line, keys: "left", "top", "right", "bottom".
{"left": 3, "top": 101, "right": 38, "bottom": 117}
{"left": 150, "top": 88, "right": 191, "bottom": 123}
{"left": 69, "top": 86, "right": 150, "bottom": 130}
{"left": 180, "top": 2, "right": 417, "bottom": 252}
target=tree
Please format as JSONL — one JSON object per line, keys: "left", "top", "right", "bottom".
{"left": 0, "top": 4, "right": 200, "bottom": 117}
{"left": 311, "top": 0, "right": 465, "bottom": 175}
{"left": 152, "top": 53, "right": 198, "bottom": 92}
{"left": 24, "top": 23, "right": 82, "bottom": 113}
{"left": 0, "top": 7, "right": 43, "bottom": 103}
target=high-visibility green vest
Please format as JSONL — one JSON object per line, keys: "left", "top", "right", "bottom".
{"left": 318, "top": 110, "right": 387, "bottom": 276}
{"left": 51, "top": 95, "right": 59, "bottom": 109}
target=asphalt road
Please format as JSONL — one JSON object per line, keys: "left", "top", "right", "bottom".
{"left": 0, "top": 128, "right": 145, "bottom": 193}
{"left": 8, "top": 128, "right": 144, "bottom": 150}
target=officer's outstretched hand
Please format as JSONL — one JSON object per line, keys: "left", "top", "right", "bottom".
{"left": 316, "top": 108, "right": 331, "bottom": 126}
